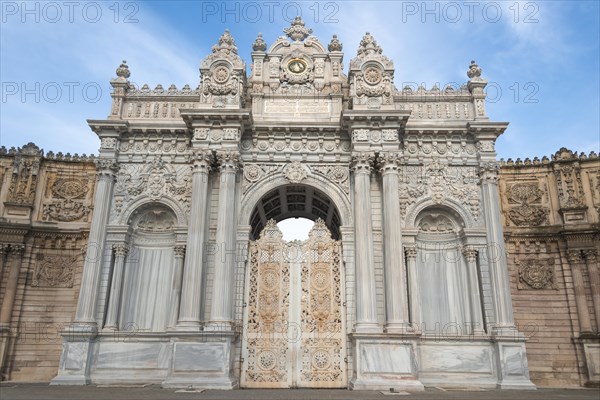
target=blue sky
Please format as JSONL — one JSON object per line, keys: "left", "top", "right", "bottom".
{"left": 1, "top": 1, "right": 599, "bottom": 160}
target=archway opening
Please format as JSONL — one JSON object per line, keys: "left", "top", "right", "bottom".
{"left": 249, "top": 184, "right": 342, "bottom": 240}
{"left": 277, "top": 217, "right": 314, "bottom": 241}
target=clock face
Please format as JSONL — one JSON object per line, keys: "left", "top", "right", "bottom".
{"left": 287, "top": 59, "right": 307, "bottom": 74}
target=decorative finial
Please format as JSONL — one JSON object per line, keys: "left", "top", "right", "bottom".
{"left": 115, "top": 60, "right": 130, "bottom": 79}
{"left": 212, "top": 29, "right": 238, "bottom": 55}
{"left": 467, "top": 60, "right": 482, "bottom": 80}
{"left": 328, "top": 34, "right": 343, "bottom": 52}
{"left": 252, "top": 32, "right": 267, "bottom": 52}
{"left": 283, "top": 16, "right": 313, "bottom": 42}
{"left": 357, "top": 32, "right": 382, "bottom": 56}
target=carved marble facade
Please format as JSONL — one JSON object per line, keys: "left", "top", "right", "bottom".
{"left": 1, "top": 19, "right": 597, "bottom": 390}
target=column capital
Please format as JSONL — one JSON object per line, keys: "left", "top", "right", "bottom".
{"left": 191, "top": 149, "right": 215, "bottom": 174}
{"left": 479, "top": 161, "right": 499, "bottom": 184}
{"left": 94, "top": 158, "right": 119, "bottom": 179}
{"left": 174, "top": 245, "right": 186, "bottom": 258}
{"left": 405, "top": 245, "right": 417, "bottom": 259}
{"left": 216, "top": 150, "right": 242, "bottom": 173}
{"left": 112, "top": 243, "right": 129, "bottom": 257}
{"left": 8, "top": 244, "right": 25, "bottom": 256}
{"left": 568, "top": 249, "right": 584, "bottom": 264}
{"left": 583, "top": 249, "right": 597, "bottom": 264}
{"left": 462, "top": 246, "right": 478, "bottom": 263}
{"left": 351, "top": 151, "right": 374, "bottom": 173}
{"left": 377, "top": 151, "right": 401, "bottom": 174}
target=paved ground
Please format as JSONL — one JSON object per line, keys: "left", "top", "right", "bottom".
{"left": 0, "top": 384, "right": 598, "bottom": 400}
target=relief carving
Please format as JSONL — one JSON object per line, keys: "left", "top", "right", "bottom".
{"left": 399, "top": 162, "right": 481, "bottom": 221}
{"left": 517, "top": 258, "right": 556, "bottom": 290}
{"left": 32, "top": 254, "right": 76, "bottom": 287}
{"left": 506, "top": 182, "right": 548, "bottom": 227}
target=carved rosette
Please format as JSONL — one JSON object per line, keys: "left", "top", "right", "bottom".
{"left": 350, "top": 152, "right": 374, "bottom": 174}
{"left": 377, "top": 152, "right": 401, "bottom": 174}
{"left": 517, "top": 258, "right": 556, "bottom": 290}
{"left": 216, "top": 150, "right": 241, "bottom": 173}
{"left": 283, "top": 161, "right": 308, "bottom": 183}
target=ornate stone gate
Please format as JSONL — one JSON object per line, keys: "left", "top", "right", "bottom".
{"left": 241, "top": 219, "right": 346, "bottom": 388}
{"left": 51, "top": 18, "right": 536, "bottom": 391}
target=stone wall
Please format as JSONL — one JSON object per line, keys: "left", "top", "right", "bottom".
{"left": 1, "top": 143, "right": 598, "bottom": 386}
{"left": 499, "top": 148, "right": 600, "bottom": 387}
{"left": 0, "top": 144, "right": 95, "bottom": 381}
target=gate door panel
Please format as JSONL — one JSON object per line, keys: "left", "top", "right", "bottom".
{"left": 241, "top": 219, "right": 346, "bottom": 388}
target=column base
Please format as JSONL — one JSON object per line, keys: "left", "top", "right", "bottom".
{"left": 494, "top": 339, "right": 536, "bottom": 390}
{"left": 162, "top": 333, "right": 238, "bottom": 389}
{"left": 354, "top": 322, "right": 382, "bottom": 334}
{"left": 350, "top": 333, "right": 423, "bottom": 392}
{"left": 51, "top": 336, "right": 93, "bottom": 386}
{"left": 385, "top": 323, "right": 415, "bottom": 334}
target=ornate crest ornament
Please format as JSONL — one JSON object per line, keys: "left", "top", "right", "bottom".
{"left": 283, "top": 16, "right": 313, "bottom": 42}
{"left": 284, "top": 161, "right": 308, "bottom": 183}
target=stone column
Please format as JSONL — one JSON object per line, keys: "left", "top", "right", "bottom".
{"left": 0, "top": 245, "right": 25, "bottom": 326}
{"left": 0, "top": 245, "right": 25, "bottom": 379}
{"left": 583, "top": 250, "right": 600, "bottom": 331}
{"left": 178, "top": 150, "right": 214, "bottom": 328}
{"left": 351, "top": 152, "right": 379, "bottom": 332}
{"left": 463, "top": 246, "right": 484, "bottom": 334}
{"left": 73, "top": 159, "right": 118, "bottom": 326}
{"left": 169, "top": 245, "right": 186, "bottom": 328}
{"left": 569, "top": 250, "right": 593, "bottom": 334}
{"left": 377, "top": 152, "right": 410, "bottom": 332}
{"left": 0, "top": 244, "right": 7, "bottom": 282}
{"left": 104, "top": 244, "right": 129, "bottom": 329}
{"left": 405, "top": 245, "right": 421, "bottom": 329}
{"left": 479, "top": 162, "right": 515, "bottom": 333}
{"left": 207, "top": 150, "right": 240, "bottom": 331}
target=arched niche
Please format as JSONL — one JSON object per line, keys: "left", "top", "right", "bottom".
{"left": 118, "top": 203, "right": 178, "bottom": 332}
{"left": 412, "top": 207, "right": 482, "bottom": 335}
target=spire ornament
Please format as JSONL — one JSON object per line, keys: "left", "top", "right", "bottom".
{"left": 467, "top": 60, "right": 483, "bottom": 81}
{"left": 115, "top": 60, "right": 130, "bottom": 79}
{"left": 252, "top": 32, "right": 267, "bottom": 51}
{"left": 328, "top": 34, "right": 343, "bottom": 52}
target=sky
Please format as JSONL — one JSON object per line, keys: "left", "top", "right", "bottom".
{"left": 1, "top": 0, "right": 599, "bottom": 159}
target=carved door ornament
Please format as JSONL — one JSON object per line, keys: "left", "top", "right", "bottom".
{"left": 241, "top": 219, "right": 346, "bottom": 388}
